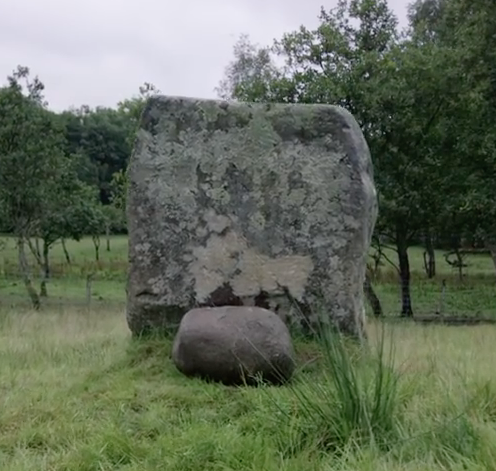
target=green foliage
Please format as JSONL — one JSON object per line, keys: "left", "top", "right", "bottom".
{"left": 36, "top": 174, "right": 96, "bottom": 247}
{"left": 56, "top": 81, "right": 158, "bottom": 209}
{"left": 0, "top": 66, "right": 120, "bottom": 300}
{"left": 107, "top": 169, "right": 128, "bottom": 232}
{"left": 60, "top": 105, "right": 133, "bottom": 204}
{"left": 117, "top": 81, "right": 160, "bottom": 148}
{"left": 0, "top": 66, "right": 67, "bottom": 237}
{"left": 216, "top": 34, "right": 284, "bottom": 102}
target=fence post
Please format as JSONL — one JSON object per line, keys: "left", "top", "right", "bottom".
{"left": 436, "top": 279, "right": 446, "bottom": 318}
{"left": 86, "top": 273, "right": 94, "bottom": 308}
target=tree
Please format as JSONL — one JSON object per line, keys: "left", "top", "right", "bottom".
{"left": 215, "top": 34, "right": 284, "bottom": 102}
{"left": 88, "top": 203, "right": 107, "bottom": 262}
{"left": 29, "top": 177, "right": 101, "bottom": 296}
{"left": 452, "top": 0, "right": 496, "bottom": 277}
{"left": 60, "top": 105, "right": 133, "bottom": 204}
{"left": 58, "top": 82, "right": 159, "bottom": 208}
{"left": 409, "top": 0, "right": 496, "bottom": 278}
{"left": 58, "top": 111, "right": 100, "bottom": 187}
{"left": 94, "top": 168, "right": 129, "bottom": 252}
{"left": 0, "top": 66, "right": 68, "bottom": 308}
{"left": 117, "top": 82, "right": 160, "bottom": 148}
{"left": 109, "top": 169, "right": 128, "bottom": 229}
{"left": 364, "top": 266, "right": 383, "bottom": 317}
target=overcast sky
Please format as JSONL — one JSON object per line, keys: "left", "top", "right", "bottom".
{"left": 0, "top": 0, "right": 411, "bottom": 111}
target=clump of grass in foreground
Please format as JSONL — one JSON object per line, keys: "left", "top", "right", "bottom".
{"left": 259, "top": 320, "right": 496, "bottom": 469}
{"left": 261, "top": 323, "right": 404, "bottom": 453}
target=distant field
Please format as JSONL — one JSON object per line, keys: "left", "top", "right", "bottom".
{"left": 0, "top": 235, "right": 495, "bottom": 318}
{"left": 0, "top": 235, "right": 128, "bottom": 305}
{"left": 0, "top": 234, "right": 129, "bottom": 275}
{"left": 2, "top": 235, "right": 495, "bottom": 276}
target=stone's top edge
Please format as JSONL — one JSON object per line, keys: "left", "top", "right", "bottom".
{"left": 148, "top": 94, "right": 217, "bottom": 104}
{"left": 146, "top": 94, "right": 351, "bottom": 113}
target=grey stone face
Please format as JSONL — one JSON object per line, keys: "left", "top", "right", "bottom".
{"left": 172, "top": 306, "right": 295, "bottom": 385}
{"left": 126, "top": 95, "right": 377, "bottom": 339}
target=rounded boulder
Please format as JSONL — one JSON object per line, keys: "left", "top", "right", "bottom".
{"left": 171, "top": 306, "right": 295, "bottom": 385}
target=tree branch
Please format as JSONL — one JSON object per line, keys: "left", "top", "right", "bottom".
{"left": 26, "top": 237, "right": 42, "bottom": 267}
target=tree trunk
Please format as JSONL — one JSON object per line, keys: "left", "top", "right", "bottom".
{"left": 485, "top": 239, "right": 496, "bottom": 280}
{"left": 40, "top": 239, "right": 50, "bottom": 297}
{"left": 456, "top": 249, "right": 463, "bottom": 282}
{"left": 27, "top": 237, "right": 42, "bottom": 266}
{"left": 92, "top": 235, "right": 100, "bottom": 262}
{"left": 35, "top": 238, "right": 41, "bottom": 260}
{"left": 106, "top": 224, "right": 111, "bottom": 252}
{"left": 423, "top": 231, "right": 436, "bottom": 278}
{"left": 364, "top": 271, "right": 383, "bottom": 317}
{"left": 61, "top": 238, "right": 71, "bottom": 264}
{"left": 17, "top": 237, "right": 40, "bottom": 309}
{"left": 397, "top": 231, "right": 413, "bottom": 317}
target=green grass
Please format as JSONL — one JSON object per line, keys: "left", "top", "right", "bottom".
{"left": 0, "top": 236, "right": 496, "bottom": 468}
{"left": 0, "top": 236, "right": 127, "bottom": 305}
{"left": 1, "top": 307, "right": 496, "bottom": 470}
{"left": 266, "top": 325, "right": 403, "bottom": 453}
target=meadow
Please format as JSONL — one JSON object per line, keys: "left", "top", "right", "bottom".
{"left": 0, "top": 235, "right": 496, "bottom": 470}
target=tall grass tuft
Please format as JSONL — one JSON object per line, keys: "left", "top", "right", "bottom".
{"left": 267, "top": 321, "right": 404, "bottom": 453}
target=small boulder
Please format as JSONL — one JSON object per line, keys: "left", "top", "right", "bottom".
{"left": 171, "top": 306, "right": 295, "bottom": 385}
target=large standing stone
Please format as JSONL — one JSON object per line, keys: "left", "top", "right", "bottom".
{"left": 126, "top": 96, "right": 377, "bottom": 339}
{"left": 172, "top": 306, "right": 295, "bottom": 385}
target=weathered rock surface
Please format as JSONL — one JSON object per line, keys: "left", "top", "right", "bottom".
{"left": 171, "top": 306, "right": 295, "bottom": 385}
{"left": 126, "top": 95, "right": 377, "bottom": 338}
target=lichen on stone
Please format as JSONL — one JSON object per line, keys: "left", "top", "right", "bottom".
{"left": 126, "top": 96, "right": 378, "bottom": 339}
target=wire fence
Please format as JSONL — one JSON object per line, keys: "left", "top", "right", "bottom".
{"left": 1, "top": 233, "right": 495, "bottom": 319}
{"left": 366, "top": 275, "right": 496, "bottom": 322}
{"left": 366, "top": 245, "right": 496, "bottom": 321}
{"left": 1, "top": 264, "right": 495, "bottom": 321}
{"left": 0, "top": 273, "right": 124, "bottom": 310}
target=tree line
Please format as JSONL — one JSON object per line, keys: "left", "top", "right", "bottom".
{"left": 0, "top": 0, "right": 495, "bottom": 315}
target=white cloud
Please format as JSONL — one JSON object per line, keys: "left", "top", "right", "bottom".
{"left": 0, "top": 0, "right": 411, "bottom": 111}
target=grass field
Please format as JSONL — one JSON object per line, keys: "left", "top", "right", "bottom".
{"left": 1, "top": 306, "right": 496, "bottom": 470}
{"left": 0, "top": 236, "right": 496, "bottom": 469}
